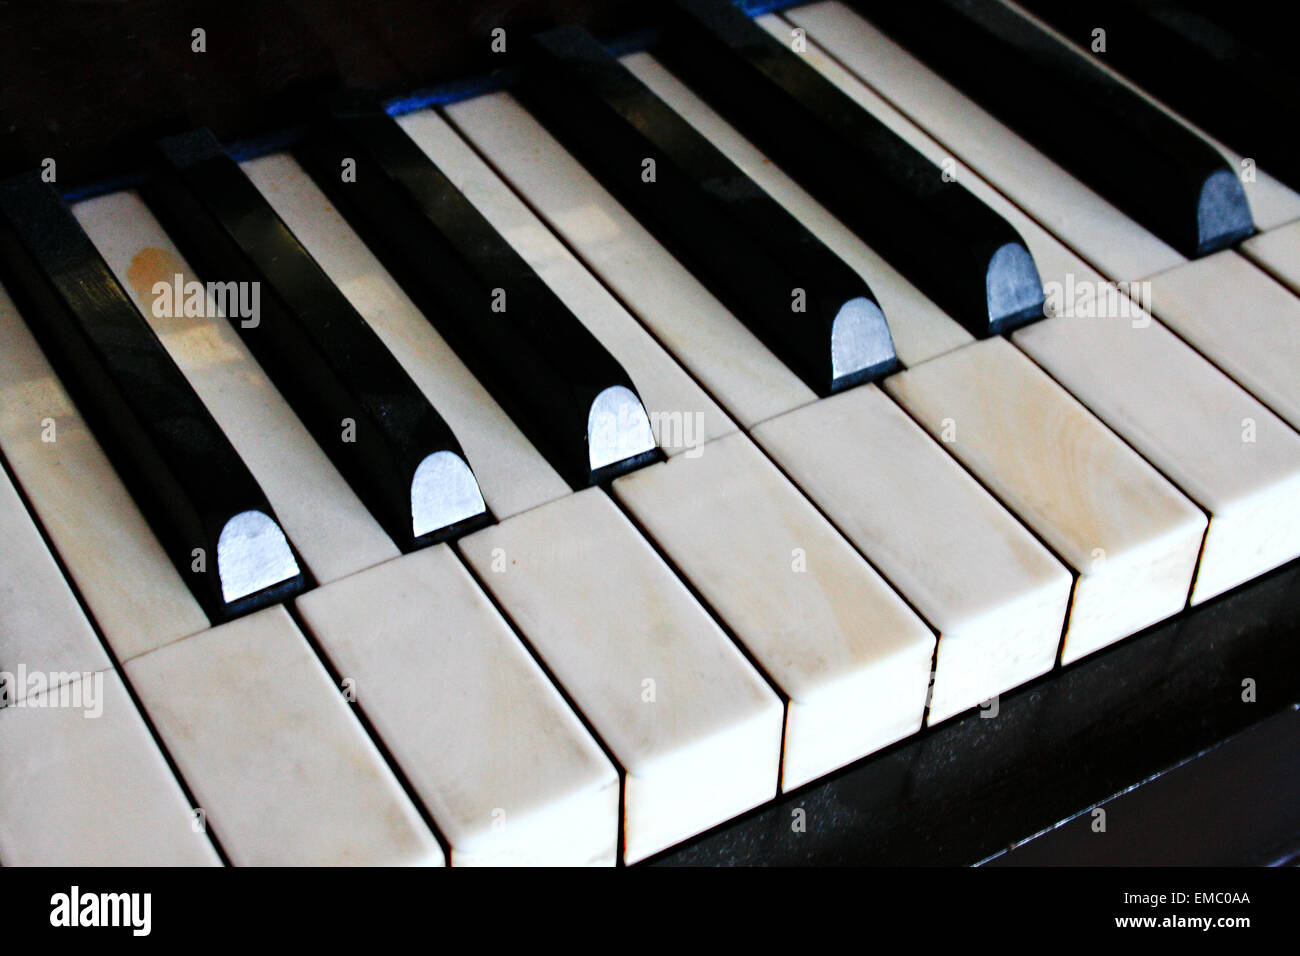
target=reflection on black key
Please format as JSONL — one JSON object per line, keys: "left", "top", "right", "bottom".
{"left": 844, "top": 0, "right": 1255, "bottom": 257}
{"left": 142, "top": 130, "right": 488, "bottom": 551}
{"left": 0, "top": 173, "right": 304, "bottom": 620}
{"left": 294, "top": 99, "right": 659, "bottom": 488}
{"left": 521, "top": 25, "right": 898, "bottom": 393}
{"left": 656, "top": 0, "right": 1043, "bottom": 340}
{"left": 1016, "top": 0, "right": 1300, "bottom": 194}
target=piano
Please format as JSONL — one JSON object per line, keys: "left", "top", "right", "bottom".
{"left": 1, "top": 0, "right": 1298, "bottom": 867}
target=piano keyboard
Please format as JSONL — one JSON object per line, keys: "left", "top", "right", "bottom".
{"left": 2, "top": 0, "right": 1299, "bottom": 866}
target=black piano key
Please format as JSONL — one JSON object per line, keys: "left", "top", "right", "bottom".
{"left": 654, "top": 0, "right": 1044, "bottom": 340}
{"left": 1016, "top": 0, "right": 1300, "bottom": 194}
{"left": 520, "top": 25, "right": 898, "bottom": 393}
{"left": 844, "top": 0, "right": 1254, "bottom": 258}
{"left": 141, "top": 129, "right": 488, "bottom": 551}
{"left": 0, "top": 173, "right": 305, "bottom": 620}
{"left": 293, "top": 98, "right": 660, "bottom": 488}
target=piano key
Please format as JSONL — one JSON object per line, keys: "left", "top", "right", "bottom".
{"left": 620, "top": 50, "right": 973, "bottom": 368}
{"left": 143, "top": 129, "right": 487, "bottom": 549}
{"left": 1, "top": 461, "right": 110, "bottom": 705}
{"left": 240, "top": 152, "right": 571, "bottom": 522}
{"left": 0, "top": 174, "right": 303, "bottom": 621}
{"left": 293, "top": 99, "right": 658, "bottom": 488}
{"left": 1242, "top": 220, "right": 1300, "bottom": 296}
{"left": 520, "top": 25, "right": 897, "bottom": 393}
{"left": 655, "top": 0, "right": 1043, "bottom": 340}
{"left": 0, "top": 671, "right": 220, "bottom": 865}
{"left": 884, "top": 338, "right": 1207, "bottom": 663}
{"left": 1143, "top": 253, "right": 1300, "bottom": 433}
{"left": 839, "top": 0, "right": 1253, "bottom": 259}
{"left": 445, "top": 91, "right": 815, "bottom": 429}
{"left": 750, "top": 385, "right": 1072, "bottom": 723}
{"left": 0, "top": 281, "right": 209, "bottom": 659}
{"left": 388, "top": 107, "right": 734, "bottom": 460}
{"left": 765, "top": 12, "right": 1300, "bottom": 443}
{"left": 294, "top": 545, "right": 620, "bottom": 866}
{"left": 74, "top": 190, "right": 400, "bottom": 585}
{"left": 611, "top": 432, "right": 935, "bottom": 788}
{"left": 457, "top": 488, "right": 784, "bottom": 863}
{"left": 1014, "top": 0, "right": 1300, "bottom": 196}
{"left": 1014, "top": 310, "right": 1300, "bottom": 604}
{"left": 122, "top": 605, "right": 444, "bottom": 866}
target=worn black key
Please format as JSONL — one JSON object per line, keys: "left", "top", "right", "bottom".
{"left": 293, "top": 98, "right": 659, "bottom": 488}
{"left": 142, "top": 129, "right": 488, "bottom": 551}
{"left": 518, "top": 25, "right": 897, "bottom": 391}
{"left": 843, "top": 0, "right": 1255, "bottom": 257}
{"left": 0, "top": 173, "right": 304, "bottom": 620}
{"left": 654, "top": 0, "right": 1043, "bottom": 340}
{"left": 1016, "top": 0, "right": 1300, "bottom": 194}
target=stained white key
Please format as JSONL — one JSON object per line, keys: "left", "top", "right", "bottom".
{"left": 241, "top": 153, "right": 570, "bottom": 521}
{"left": 1, "top": 465, "right": 109, "bottom": 705}
{"left": 0, "top": 670, "right": 220, "bottom": 865}
{"left": 885, "top": 338, "right": 1206, "bottom": 661}
{"left": 612, "top": 432, "right": 935, "bottom": 787}
{"left": 123, "top": 605, "right": 444, "bottom": 866}
{"left": 751, "top": 385, "right": 1071, "bottom": 723}
{"left": 74, "top": 190, "right": 399, "bottom": 584}
{"left": 0, "top": 281, "right": 209, "bottom": 660}
{"left": 1144, "top": 252, "right": 1300, "bottom": 433}
{"left": 393, "top": 108, "right": 734, "bottom": 459}
{"left": 458, "top": 487, "right": 783, "bottom": 863}
{"left": 444, "top": 92, "right": 816, "bottom": 429}
{"left": 619, "top": 50, "right": 973, "bottom": 368}
{"left": 1015, "top": 313, "right": 1300, "bottom": 603}
{"left": 295, "top": 545, "right": 620, "bottom": 866}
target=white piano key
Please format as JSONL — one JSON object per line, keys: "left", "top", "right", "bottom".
{"left": 294, "top": 545, "right": 620, "bottom": 866}
{"left": 241, "top": 152, "right": 571, "bottom": 521}
{"left": 1243, "top": 220, "right": 1300, "bottom": 296}
{"left": 1015, "top": 312, "right": 1300, "bottom": 604}
{"left": 618, "top": 51, "right": 972, "bottom": 368}
{"left": 1143, "top": 252, "right": 1300, "bottom": 433}
{"left": 0, "top": 281, "right": 210, "bottom": 660}
{"left": 751, "top": 385, "right": 1072, "bottom": 723}
{"left": 73, "top": 190, "right": 400, "bottom": 584}
{"left": 393, "top": 107, "right": 735, "bottom": 459}
{"left": 884, "top": 338, "right": 1207, "bottom": 662}
{"left": 123, "top": 605, "right": 444, "bottom": 866}
{"left": 1, "top": 463, "right": 109, "bottom": 705}
{"left": 444, "top": 91, "right": 816, "bottom": 429}
{"left": 457, "top": 487, "right": 783, "bottom": 863}
{"left": 0, "top": 670, "right": 220, "bottom": 865}
{"left": 611, "top": 432, "right": 935, "bottom": 788}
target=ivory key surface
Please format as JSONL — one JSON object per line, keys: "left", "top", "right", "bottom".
{"left": 295, "top": 545, "right": 620, "bottom": 866}
{"left": 123, "top": 605, "right": 444, "bottom": 866}
{"left": 457, "top": 487, "right": 784, "bottom": 863}
{"left": 884, "top": 338, "right": 1207, "bottom": 662}
{"left": 612, "top": 431, "right": 935, "bottom": 788}
{"left": 751, "top": 384, "right": 1072, "bottom": 722}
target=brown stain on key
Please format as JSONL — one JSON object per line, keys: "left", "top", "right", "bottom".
{"left": 125, "top": 245, "right": 185, "bottom": 313}
{"left": 124, "top": 245, "right": 242, "bottom": 370}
